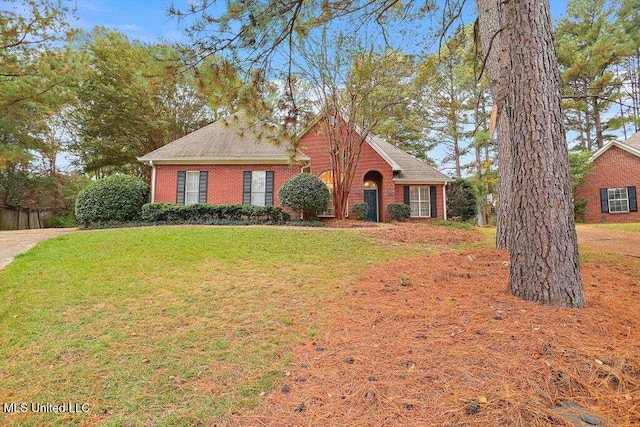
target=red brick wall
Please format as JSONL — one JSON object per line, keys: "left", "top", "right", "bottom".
{"left": 298, "top": 123, "right": 446, "bottom": 221}
{"left": 299, "top": 124, "right": 393, "bottom": 221}
{"left": 153, "top": 164, "right": 301, "bottom": 205}
{"left": 575, "top": 146, "right": 640, "bottom": 223}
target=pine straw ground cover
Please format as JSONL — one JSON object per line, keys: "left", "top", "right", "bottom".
{"left": 229, "top": 224, "right": 640, "bottom": 426}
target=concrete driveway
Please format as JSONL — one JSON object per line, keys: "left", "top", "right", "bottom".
{"left": 0, "top": 228, "right": 76, "bottom": 271}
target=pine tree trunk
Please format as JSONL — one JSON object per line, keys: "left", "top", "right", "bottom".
{"left": 593, "top": 96, "right": 603, "bottom": 149}
{"left": 503, "top": 0, "right": 585, "bottom": 307}
{"left": 476, "top": 0, "right": 511, "bottom": 250}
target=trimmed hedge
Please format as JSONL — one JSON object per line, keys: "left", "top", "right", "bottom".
{"left": 75, "top": 175, "right": 149, "bottom": 227}
{"left": 140, "top": 203, "right": 290, "bottom": 224}
{"left": 350, "top": 202, "right": 368, "bottom": 220}
{"left": 387, "top": 202, "right": 411, "bottom": 221}
{"left": 278, "top": 173, "right": 330, "bottom": 220}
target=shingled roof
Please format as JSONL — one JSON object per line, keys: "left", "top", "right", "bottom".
{"left": 367, "top": 134, "right": 450, "bottom": 183}
{"left": 138, "top": 111, "right": 308, "bottom": 164}
{"left": 623, "top": 131, "right": 640, "bottom": 151}
{"left": 139, "top": 111, "right": 450, "bottom": 183}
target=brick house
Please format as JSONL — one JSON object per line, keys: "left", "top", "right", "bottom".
{"left": 138, "top": 111, "right": 451, "bottom": 222}
{"left": 575, "top": 132, "right": 640, "bottom": 223}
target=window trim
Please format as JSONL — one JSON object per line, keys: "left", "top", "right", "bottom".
{"left": 409, "top": 185, "right": 431, "bottom": 218}
{"left": 607, "top": 187, "right": 630, "bottom": 213}
{"left": 251, "top": 171, "right": 267, "bottom": 207}
{"left": 177, "top": 170, "right": 207, "bottom": 205}
{"left": 185, "top": 171, "right": 200, "bottom": 205}
{"left": 243, "top": 170, "right": 274, "bottom": 206}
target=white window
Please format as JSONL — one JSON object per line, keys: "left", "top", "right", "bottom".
{"left": 608, "top": 187, "right": 629, "bottom": 213}
{"left": 410, "top": 186, "right": 431, "bottom": 217}
{"left": 185, "top": 171, "right": 200, "bottom": 205}
{"left": 251, "top": 171, "right": 266, "bottom": 206}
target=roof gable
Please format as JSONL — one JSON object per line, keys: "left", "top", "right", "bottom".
{"left": 366, "top": 134, "right": 450, "bottom": 182}
{"left": 592, "top": 133, "right": 640, "bottom": 161}
{"left": 298, "top": 112, "right": 450, "bottom": 183}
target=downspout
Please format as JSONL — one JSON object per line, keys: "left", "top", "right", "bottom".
{"left": 150, "top": 160, "right": 156, "bottom": 203}
{"left": 443, "top": 181, "right": 448, "bottom": 221}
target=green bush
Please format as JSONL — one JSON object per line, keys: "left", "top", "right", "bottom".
{"left": 446, "top": 178, "right": 477, "bottom": 222}
{"left": 387, "top": 203, "right": 411, "bottom": 221}
{"left": 44, "top": 212, "right": 78, "bottom": 228}
{"left": 350, "top": 202, "right": 368, "bottom": 220}
{"left": 75, "top": 175, "right": 149, "bottom": 226}
{"left": 278, "top": 173, "right": 330, "bottom": 220}
{"left": 140, "top": 203, "right": 290, "bottom": 224}
{"left": 574, "top": 199, "right": 588, "bottom": 223}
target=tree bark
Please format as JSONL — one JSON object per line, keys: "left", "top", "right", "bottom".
{"left": 593, "top": 95, "right": 603, "bottom": 149}
{"left": 476, "top": 0, "right": 512, "bottom": 250}
{"left": 503, "top": 0, "right": 585, "bottom": 307}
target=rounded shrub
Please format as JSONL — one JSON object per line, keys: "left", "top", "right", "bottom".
{"left": 387, "top": 202, "right": 411, "bottom": 221}
{"left": 278, "top": 173, "right": 330, "bottom": 220}
{"left": 350, "top": 202, "right": 368, "bottom": 221}
{"left": 446, "top": 178, "right": 477, "bottom": 222}
{"left": 75, "top": 175, "right": 149, "bottom": 226}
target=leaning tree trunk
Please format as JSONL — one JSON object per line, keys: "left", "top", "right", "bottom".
{"left": 476, "top": 0, "right": 512, "bottom": 250}
{"left": 502, "top": 0, "right": 585, "bottom": 307}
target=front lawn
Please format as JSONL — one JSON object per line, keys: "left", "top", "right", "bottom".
{"left": 0, "top": 226, "right": 428, "bottom": 426}
{"left": 2, "top": 223, "right": 638, "bottom": 425}
{"left": 586, "top": 222, "right": 640, "bottom": 232}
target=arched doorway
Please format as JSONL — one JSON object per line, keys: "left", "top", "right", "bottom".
{"left": 363, "top": 171, "right": 383, "bottom": 222}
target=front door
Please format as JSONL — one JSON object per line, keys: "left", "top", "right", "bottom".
{"left": 364, "top": 189, "right": 378, "bottom": 222}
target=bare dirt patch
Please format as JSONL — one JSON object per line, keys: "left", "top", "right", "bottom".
{"left": 363, "top": 222, "right": 484, "bottom": 246}
{"left": 227, "top": 224, "right": 639, "bottom": 426}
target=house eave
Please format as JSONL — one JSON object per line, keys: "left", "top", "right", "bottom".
{"left": 137, "top": 157, "right": 305, "bottom": 165}
{"left": 392, "top": 178, "right": 452, "bottom": 184}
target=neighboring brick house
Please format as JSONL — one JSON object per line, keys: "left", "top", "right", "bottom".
{"left": 575, "top": 132, "right": 640, "bottom": 223}
{"left": 138, "top": 111, "right": 451, "bottom": 222}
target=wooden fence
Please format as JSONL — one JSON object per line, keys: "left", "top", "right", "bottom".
{"left": 0, "top": 206, "right": 51, "bottom": 230}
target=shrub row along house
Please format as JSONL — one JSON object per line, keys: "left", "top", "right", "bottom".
{"left": 576, "top": 131, "right": 640, "bottom": 223}
{"left": 138, "top": 111, "right": 451, "bottom": 222}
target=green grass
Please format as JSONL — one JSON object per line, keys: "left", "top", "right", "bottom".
{"left": 0, "top": 226, "right": 430, "bottom": 426}
{"left": 577, "top": 222, "right": 640, "bottom": 232}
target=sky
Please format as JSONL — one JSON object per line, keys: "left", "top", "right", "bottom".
{"left": 73, "top": 0, "right": 190, "bottom": 43}
{"left": 68, "top": 0, "right": 572, "bottom": 175}
{"left": 73, "top": 0, "right": 571, "bottom": 46}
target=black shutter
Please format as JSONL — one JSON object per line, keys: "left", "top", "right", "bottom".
{"left": 403, "top": 186, "right": 410, "bottom": 205}
{"left": 176, "top": 171, "right": 186, "bottom": 204}
{"left": 629, "top": 186, "right": 638, "bottom": 212}
{"left": 243, "top": 171, "right": 252, "bottom": 205}
{"left": 198, "top": 171, "right": 208, "bottom": 203}
{"left": 430, "top": 186, "right": 438, "bottom": 218}
{"left": 600, "top": 188, "right": 609, "bottom": 213}
{"left": 265, "top": 171, "right": 275, "bottom": 206}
